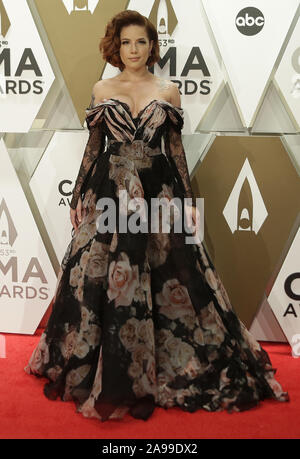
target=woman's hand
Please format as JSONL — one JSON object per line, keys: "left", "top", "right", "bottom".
{"left": 70, "top": 196, "right": 83, "bottom": 232}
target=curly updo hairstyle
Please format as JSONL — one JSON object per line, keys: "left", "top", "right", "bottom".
{"left": 99, "top": 10, "right": 160, "bottom": 71}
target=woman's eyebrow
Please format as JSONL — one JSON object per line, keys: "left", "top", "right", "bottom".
{"left": 121, "top": 37, "right": 146, "bottom": 40}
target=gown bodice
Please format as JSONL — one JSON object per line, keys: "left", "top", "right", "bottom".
{"left": 85, "top": 98, "right": 184, "bottom": 146}
{"left": 69, "top": 97, "right": 196, "bottom": 211}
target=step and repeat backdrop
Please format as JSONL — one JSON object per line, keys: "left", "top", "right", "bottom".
{"left": 0, "top": 0, "right": 299, "bottom": 353}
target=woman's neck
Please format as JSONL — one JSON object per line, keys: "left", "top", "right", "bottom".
{"left": 116, "top": 67, "right": 154, "bottom": 83}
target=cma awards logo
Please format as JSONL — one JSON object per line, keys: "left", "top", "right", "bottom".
{"left": 0, "top": 198, "right": 17, "bottom": 247}
{"left": 0, "top": 199, "right": 49, "bottom": 300}
{"left": 149, "top": 0, "right": 211, "bottom": 96}
{"left": 58, "top": 178, "right": 74, "bottom": 207}
{"left": 154, "top": 0, "right": 177, "bottom": 37}
{"left": 223, "top": 158, "right": 268, "bottom": 234}
{"left": 61, "top": 0, "right": 100, "bottom": 14}
{"left": 0, "top": 1, "right": 44, "bottom": 95}
{"left": 235, "top": 7, "right": 265, "bottom": 36}
{"left": 0, "top": 0, "right": 10, "bottom": 38}
{"left": 283, "top": 271, "right": 300, "bottom": 328}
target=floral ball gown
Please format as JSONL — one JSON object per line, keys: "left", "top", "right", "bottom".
{"left": 24, "top": 96, "right": 289, "bottom": 422}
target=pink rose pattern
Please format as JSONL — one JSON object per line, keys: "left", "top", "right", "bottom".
{"left": 25, "top": 100, "right": 289, "bottom": 423}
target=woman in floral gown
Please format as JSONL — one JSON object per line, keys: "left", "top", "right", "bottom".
{"left": 24, "top": 10, "right": 289, "bottom": 422}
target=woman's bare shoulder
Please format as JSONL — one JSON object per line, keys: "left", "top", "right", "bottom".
{"left": 154, "top": 77, "right": 181, "bottom": 106}
{"left": 154, "top": 76, "right": 174, "bottom": 91}
{"left": 91, "top": 78, "right": 114, "bottom": 100}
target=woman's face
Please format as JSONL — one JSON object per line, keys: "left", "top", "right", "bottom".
{"left": 119, "top": 24, "right": 153, "bottom": 70}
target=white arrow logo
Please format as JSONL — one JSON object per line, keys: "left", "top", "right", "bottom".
{"left": 223, "top": 158, "right": 268, "bottom": 234}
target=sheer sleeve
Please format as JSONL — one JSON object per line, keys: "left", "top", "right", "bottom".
{"left": 69, "top": 104, "right": 106, "bottom": 210}
{"left": 164, "top": 118, "right": 196, "bottom": 207}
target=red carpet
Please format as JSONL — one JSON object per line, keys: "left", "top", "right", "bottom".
{"left": 0, "top": 329, "right": 299, "bottom": 439}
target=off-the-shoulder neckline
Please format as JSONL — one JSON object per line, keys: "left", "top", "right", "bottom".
{"left": 87, "top": 97, "right": 183, "bottom": 121}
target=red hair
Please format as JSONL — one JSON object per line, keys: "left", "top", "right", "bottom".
{"left": 99, "top": 10, "right": 160, "bottom": 71}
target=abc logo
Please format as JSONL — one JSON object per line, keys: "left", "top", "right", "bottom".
{"left": 235, "top": 7, "right": 265, "bottom": 36}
